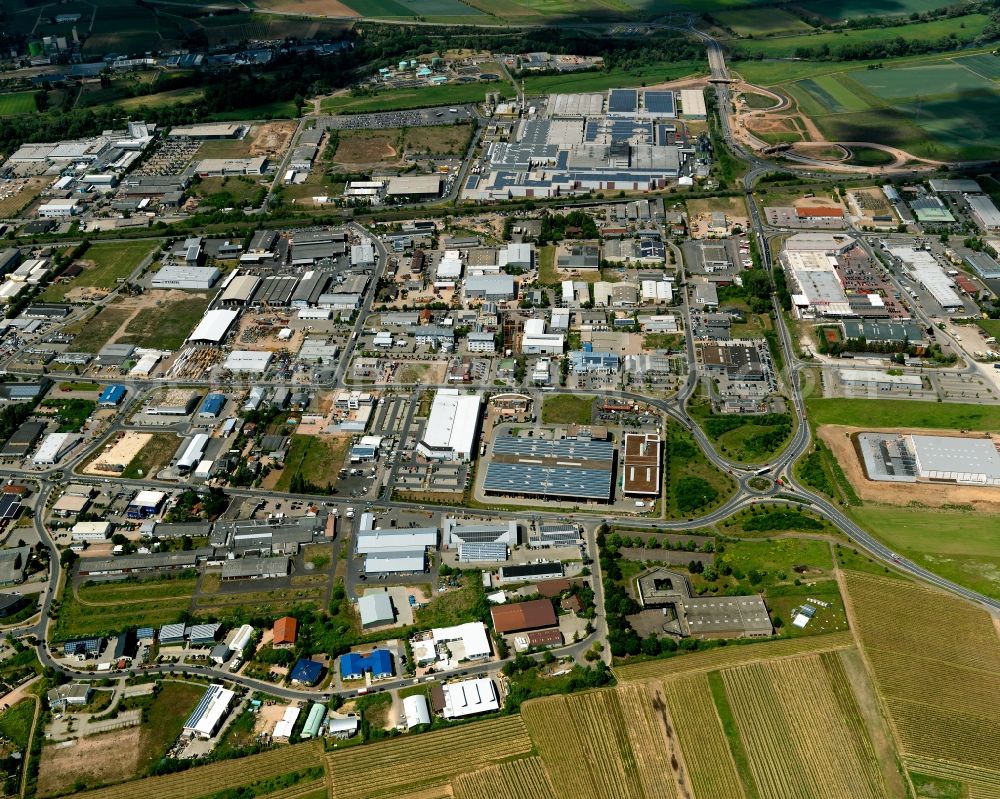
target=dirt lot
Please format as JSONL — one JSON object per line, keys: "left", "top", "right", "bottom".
{"left": 333, "top": 129, "right": 402, "bottom": 165}
{"left": 818, "top": 424, "right": 1000, "bottom": 511}
{"left": 37, "top": 727, "right": 142, "bottom": 797}
{"left": 234, "top": 313, "right": 302, "bottom": 353}
{"left": 249, "top": 121, "right": 297, "bottom": 158}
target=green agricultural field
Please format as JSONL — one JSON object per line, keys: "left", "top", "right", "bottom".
{"left": 851, "top": 61, "right": 994, "bottom": 100}
{"left": 0, "top": 91, "right": 37, "bottom": 117}
{"left": 789, "top": 74, "right": 871, "bottom": 115}
{"left": 40, "top": 240, "right": 158, "bottom": 301}
{"left": 344, "top": 0, "right": 484, "bottom": 15}
{"left": 541, "top": 394, "right": 595, "bottom": 425}
{"left": 714, "top": 7, "right": 814, "bottom": 36}
{"left": 322, "top": 81, "right": 512, "bottom": 114}
{"left": 523, "top": 61, "right": 705, "bottom": 95}
{"left": 849, "top": 505, "right": 1000, "bottom": 600}
{"left": 733, "top": 14, "right": 989, "bottom": 58}
{"left": 807, "top": 397, "right": 1000, "bottom": 430}
{"left": 954, "top": 53, "right": 1000, "bottom": 80}
{"left": 797, "top": 0, "right": 974, "bottom": 21}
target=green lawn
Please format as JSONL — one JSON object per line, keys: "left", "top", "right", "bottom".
{"left": 0, "top": 91, "right": 37, "bottom": 117}
{"left": 322, "top": 81, "right": 512, "bottom": 114}
{"left": 849, "top": 505, "right": 1000, "bottom": 600}
{"left": 974, "top": 319, "right": 1000, "bottom": 338}
{"left": 117, "top": 86, "right": 205, "bottom": 110}
{"left": 688, "top": 397, "right": 793, "bottom": 464}
{"left": 807, "top": 398, "right": 1000, "bottom": 430}
{"left": 540, "top": 394, "right": 594, "bottom": 425}
{"left": 40, "top": 240, "right": 158, "bottom": 301}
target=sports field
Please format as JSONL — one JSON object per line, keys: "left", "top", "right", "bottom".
{"left": 0, "top": 91, "right": 36, "bottom": 117}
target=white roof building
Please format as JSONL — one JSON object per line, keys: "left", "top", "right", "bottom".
{"left": 908, "top": 434, "right": 1000, "bottom": 486}
{"left": 498, "top": 242, "right": 533, "bottom": 269}
{"left": 414, "top": 622, "right": 491, "bottom": 666}
{"left": 355, "top": 527, "right": 438, "bottom": 554}
{"left": 416, "top": 390, "right": 482, "bottom": 461}
{"left": 223, "top": 350, "right": 273, "bottom": 373}
{"left": 152, "top": 264, "right": 220, "bottom": 290}
{"left": 403, "top": 694, "right": 431, "bottom": 728}
{"left": 272, "top": 705, "right": 300, "bottom": 740}
{"left": 437, "top": 251, "right": 463, "bottom": 279}
{"left": 33, "top": 432, "right": 78, "bottom": 465}
{"left": 183, "top": 684, "right": 235, "bottom": 738}
{"left": 71, "top": 521, "right": 112, "bottom": 541}
{"left": 188, "top": 309, "right": 239, "bottom": 344}
{"left": 441, "top": 678, "right": 500, "bottom": 719}
{"left": 885, "top": 245, "right": 964, "bottom": 310}
{"left": 364, "top": 551, "right": 426, "bottom": 573}
{"left": 358, "top": 591, "right": 395, "bottom": 627}
{"left": 967, "top": 194, "right": 1000, "bottom": 230}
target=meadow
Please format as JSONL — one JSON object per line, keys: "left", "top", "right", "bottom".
{"left": 733, "top": 14, "right": 990, "bottom": 58}
{"left": 53, "top": 575, "right": 197, "bottom": 641}
{"left": 321, "top": 82, "right": 512, "bottom": 114}
{"left": 806, "top": 396, "right": 1000, "bottom": 429}
{"left": 665, "top": 420, "right": 737, "bottom": 518}
{"left": 540, "top": 394, "right": 594, "bottom": 425}
{"left": 40, "top": 240, "right": 158, "bottom": 301}
{"left": 274, "top": 434, "right": 350, "bottom": 492}
{"left": 117, "top": 295, "right": 211, "bottom": 350}
{"left": 847, "top": 504, "right": 1000, "bottom": 599}
{"left": 0, "top": 91, "right": 37, "bottom": 117}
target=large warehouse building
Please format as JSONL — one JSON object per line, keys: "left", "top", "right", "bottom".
{"left": 484, "top": 436, "right": 615, "bottom": 502}
{"left": 416, "top": 390, "right": 482, "bottom": 461}
{"left": 909, "top": 434, "right": 1000, "bottom": 486}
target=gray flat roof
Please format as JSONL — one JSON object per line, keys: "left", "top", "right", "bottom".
{"left": 910, "top": 435, "right": 1000, "bottom": 480}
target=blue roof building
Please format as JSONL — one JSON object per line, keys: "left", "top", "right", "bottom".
{"left": 199, "top": 393, "right": 226, "bottom": 418}
{"left": 290, "top": 658, "right": 324, "bottom": 685}
{"left": 339, "top": 650, "right": 394, "bottom": 681}
{"left": 98, "top": 384, "right": 127, "bottom": 406}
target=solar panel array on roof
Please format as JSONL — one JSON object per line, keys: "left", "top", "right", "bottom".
{"left": 608, "top": 89, "right": 638, "bottom": 114}
{"left": 484, "top": 437, "right": 614, "bottom": 501}
{"left": 643, "top": 91, "right": 676, "bottom": 116}
{"left": 584, "top": 119, "right": 654, "bottom": 144}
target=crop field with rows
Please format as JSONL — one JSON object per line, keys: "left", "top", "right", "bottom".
{"left": 845, "top": 571, "right": 1000, "bottom": 776}
{"left": 325, "top": 716, "right": 532, "bottom": 799}
{"left": 452, "top": 756, "right": 556, "bottom": 799}
{"left": 522, "top": 687, "right": 677, "bottom": 799}
{"left": 72, "top": 743, "right": 323, "bottom": 799}
{"left": 614, "top": 630, "right": 854, "bottom": 681}
{"left": 720, "top": 654, "right": 887, "bottom": 799}
{"left": 662, "top": 674, "right": 746, "bottom": 799}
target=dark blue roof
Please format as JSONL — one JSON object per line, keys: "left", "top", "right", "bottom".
{"left": 291, "top": 658, "right": 323, "bottom": 684}
{"left": 98, "top": 384, "right": 126, "bottom": 404}
{"left": 339, "top": 650, "right": 393, "bottom": 679}
{"left": 200, "top": 393, "right": 226, "bottom": 415}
